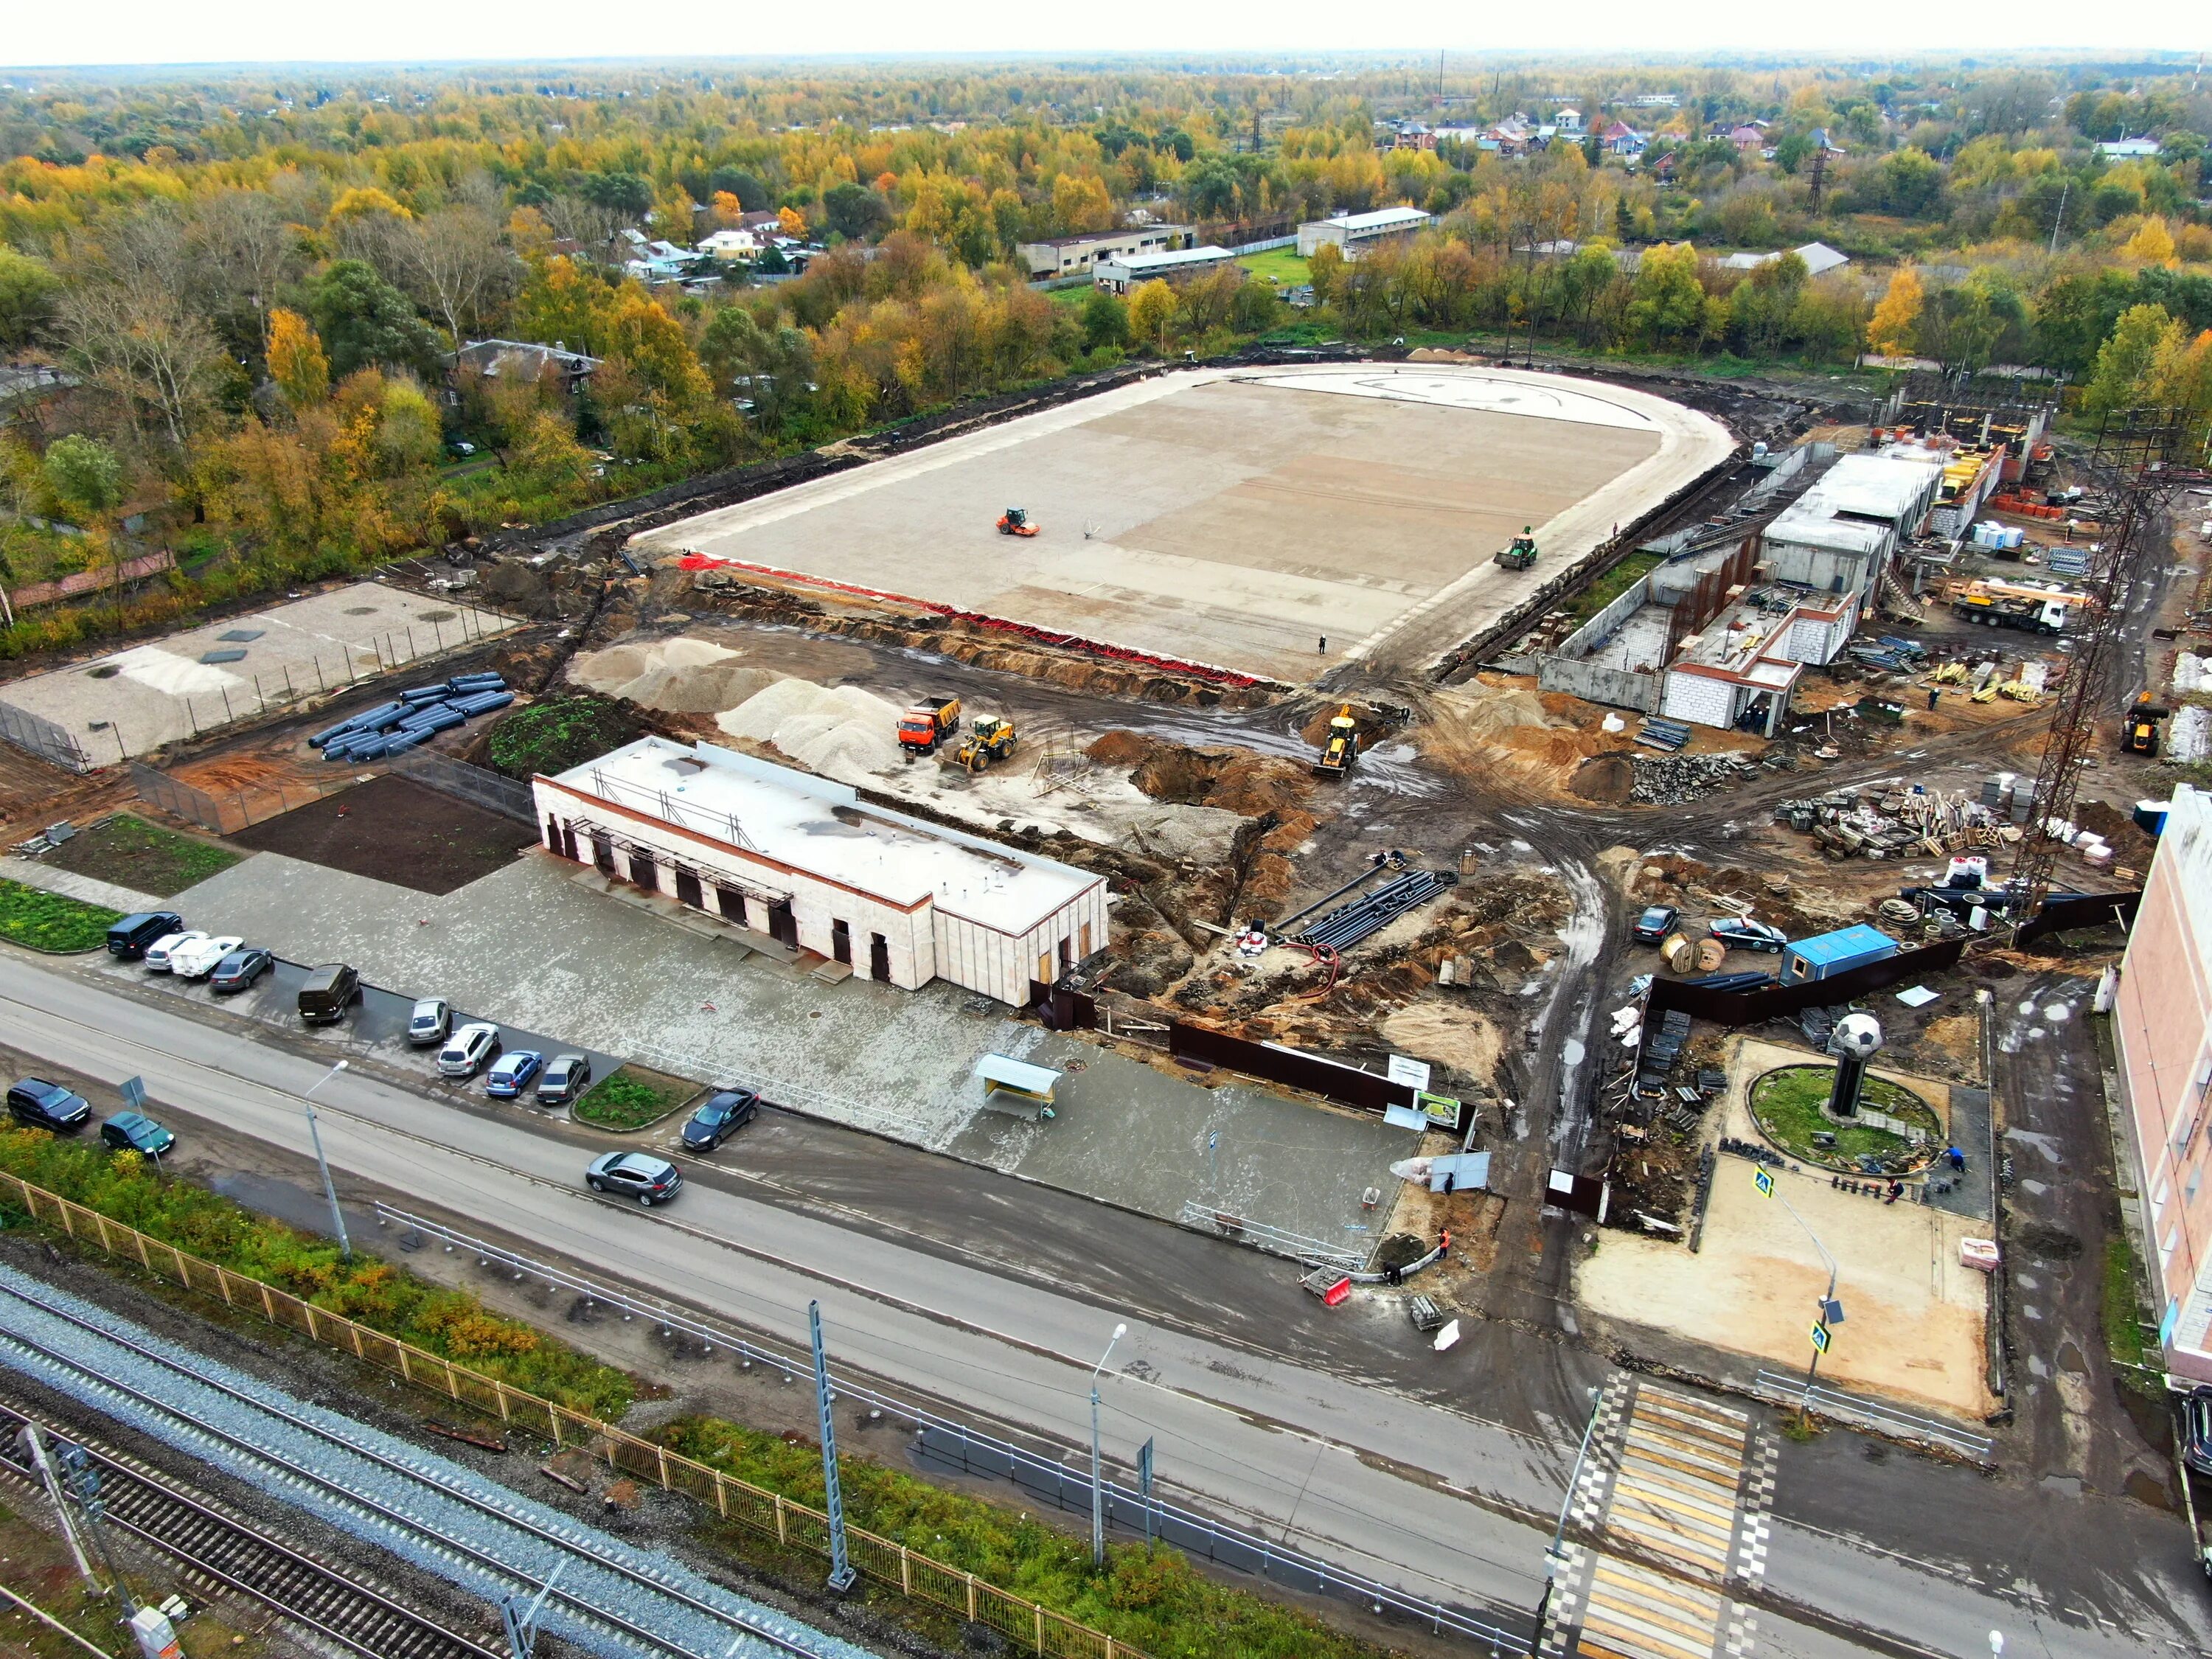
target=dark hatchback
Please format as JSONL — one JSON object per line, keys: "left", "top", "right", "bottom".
{"left": 1632, "top": 904, "right": 1680, "bottom": 945}
{"left": 7, "top": 1078, "right": 91, "bottom": 1133}
{"left": 101, "top": 1111, "right": 175, "bottom": 1158}
{"left": 681, "top": 1088, "right": 760, "bottom": 1152}
{"left": 209, "top": 946, "right": 274, "bottom": 993}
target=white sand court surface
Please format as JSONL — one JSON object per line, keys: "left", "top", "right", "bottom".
{"left": 631, "top": 364, "right": 1734, "bottom": 684}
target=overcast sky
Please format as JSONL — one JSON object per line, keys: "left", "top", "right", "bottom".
{"left": 1, "top": 0, "right": 2202, "bottom": 71}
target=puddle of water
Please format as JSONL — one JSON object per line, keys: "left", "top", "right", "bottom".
{"left": 1562, "top": 1037, "right": 1586, "bottom": 1067}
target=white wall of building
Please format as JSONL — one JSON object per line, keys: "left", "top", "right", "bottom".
{"left": 1660, "top": 670, "right": 1739, "bottom": 728}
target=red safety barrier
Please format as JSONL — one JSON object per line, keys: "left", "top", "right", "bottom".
{"left": 678, "top": 552, "right": 1276, "bottom": 689}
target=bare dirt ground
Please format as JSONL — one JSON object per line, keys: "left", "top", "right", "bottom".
{"left": 229, "top": 773, "right": 533, "bottom": 895}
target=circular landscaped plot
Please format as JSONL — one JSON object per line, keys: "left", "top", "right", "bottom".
{"left": 1747, "top": 1064, "right": 1941, "bottom": 1175}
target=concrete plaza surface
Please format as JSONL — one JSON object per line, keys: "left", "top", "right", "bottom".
{"left": 630, "top": 364, "right": 1734, "bottom": 683}
{"left": 164, "top": 849, "right": 1410, "bottom": 1239}
{"left": 0, "top": 582, "right": 515, "bottom": 762}
{"left": 1580, "top": 1037, "right": 1993, "bottom": 1418}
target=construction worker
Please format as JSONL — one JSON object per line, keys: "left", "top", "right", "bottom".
{"left": 1927, "top": 688, "right": 1941, "bottom": 711}
{"left": 1318, "top": 635, "right": 1327, "bottom": 655}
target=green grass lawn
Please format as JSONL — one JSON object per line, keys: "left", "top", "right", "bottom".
{"left": 1237, "top": 248, "right": 1310, "bottom": 287}
{"left": 574, "top": 1066, "right": 695, "bottom": 1130}
{"left": 1750, "top": 1065, "right": 1940, "bottom": 1168}
{"left": 1562, "top": 549, "right": 1664, "bottom": 625}
{"left": 0, "top": 878, "right": 120, "bottom": 952}
{"left": 44, "top": 813, "right": 240, "bottom": 897}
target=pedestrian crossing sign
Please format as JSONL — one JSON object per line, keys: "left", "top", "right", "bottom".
{"left": 1753, "top": 1167, "right": 1775, "bottom": 1198}
{"left": 1811, "top": 1321, "right": 1832, "bottom": 1354}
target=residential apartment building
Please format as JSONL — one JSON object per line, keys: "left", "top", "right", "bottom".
{"left": 2112, "top": 784, "right": 2212, "bottom": 1379}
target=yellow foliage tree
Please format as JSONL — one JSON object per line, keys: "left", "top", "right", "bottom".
{"left": 266, "top": 307, "right": 330, "bottom": 408}
{"left": 327, "top": 185, "right": 412, "bottom": 224}
{"left": 711, "top": 191, "right": 744, "bottom": 226}
{"left": 2125, "top": 216, "right": 2177, "bottom": 266}
{"left": 1051, "top": 173, "right": 1115, "bottom": 234}
{"left": 1868, "top": 266, "right": 1924, "bottom": 357}
{"left": 1126, "top": 279, "right": 1176, "bottom": 352}
{"left": 777, "top": 205, "right": 808, "bottom": 240}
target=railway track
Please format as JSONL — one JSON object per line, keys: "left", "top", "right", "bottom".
{"left": 0, "top": 1394, "right": 502, "bottom": 1659}
{"left": 0, "top": 1263, "right": 874, "bottom": 1659}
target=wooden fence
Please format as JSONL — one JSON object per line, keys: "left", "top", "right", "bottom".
{"left": 0, "top": 1169, "right": 1152, "bottom": 1659}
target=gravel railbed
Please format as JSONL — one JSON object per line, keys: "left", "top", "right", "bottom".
{"left": 0, "top": 1258, "right": 880, "bottom": 1659}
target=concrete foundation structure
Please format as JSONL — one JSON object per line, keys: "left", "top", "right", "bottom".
{"left": 534, "top": 738, "right": 1107, "bottom": 1006}
{"left": 2112, "top": 784, "right": 2212, "bottom": 1379}
{"left": 633, "top": 364, "right": 1734, "bottom": 684}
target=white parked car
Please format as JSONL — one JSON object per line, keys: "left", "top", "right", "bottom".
{"left": 143, "top": 931, "right": 207, "bottom": 973}
{"left": 437, "top": 1022, "right": 501, "bottom": 1079}
{"left": 171, "top": 934, "right": 245, "bottom": 979}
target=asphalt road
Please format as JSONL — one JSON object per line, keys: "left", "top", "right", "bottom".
{"left": 4, "top": 951, "right": 2210, "bottom": 1659}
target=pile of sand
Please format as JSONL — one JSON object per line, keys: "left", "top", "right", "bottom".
{"left": 1434, "top": 684, "right": 1555, "bottom": 737}
{"left": 570, "top": 636, "right": 784, "bottom": 714}
{"left": 715, "top": 677, "right": 908, "bottom": 782}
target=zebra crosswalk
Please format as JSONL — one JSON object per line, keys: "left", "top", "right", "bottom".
{"left": 1539, "top": 1378, "right": 1778, "bottom": 1659}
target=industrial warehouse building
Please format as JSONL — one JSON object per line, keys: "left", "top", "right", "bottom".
{"left": 1089, "top": 244, "right": 1235, "bottom": 293}
{"left": 533, "top": 738, "right": 1109, "bottom": 1006}
{"left": 1295, "top": 206, "right": 1432, "bottom": 259}
{"left": 1017, "top": 225, "right": 1192, "bottom": 279}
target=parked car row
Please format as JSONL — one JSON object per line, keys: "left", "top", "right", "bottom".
{"left": 417, "top": 1007, "right": 594, "bottom": 1107}
{"left": 7, "top": 1077, "right": 174, "bottom": 1158}
{"left": 111, "top": 910, "right": 279, "bottom": 996}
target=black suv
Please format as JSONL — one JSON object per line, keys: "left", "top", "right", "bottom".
{"left": 106, "top": 911, "right": 185, "bottom": 960}
{"left": 7, "top": 1078, "right": 91, "bottom": 1133}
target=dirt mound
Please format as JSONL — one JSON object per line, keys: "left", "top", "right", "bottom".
{"left": 1570, "top": 753, "right": 1635, "bottom": 803}
{"left": 1434, "top": 684, "right": 1555, "bottom": 737}
{"left": 716, "top": 677, "right": 906, "bottom": 780}
{"left": 1380, "top": 1003, "right": 1504, "bottom": 1084}
{"left": 1085, "top": 730, "right": 1154, "bottom": 767}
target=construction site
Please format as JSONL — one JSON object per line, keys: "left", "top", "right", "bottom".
{"left": 1, "top": 352, "right": 2206, "bottom": 1456}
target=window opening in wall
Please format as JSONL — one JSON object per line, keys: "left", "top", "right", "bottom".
{"left": 717, "top": 885, "right": 747, "bottom": 925}
{"left": 628, "top": 848, "right": 658, "bottom": 891}
{"left": 871, "top": 933, "right": 891, "bottom": 982}
{"left": 675, "top": 869, "right": 703, "bottom": 909}
{"left": 831, "top": 919, "right": 852, "bottom": 965}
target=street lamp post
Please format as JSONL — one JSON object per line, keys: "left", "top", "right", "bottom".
{"left": 302, "top": 1060, "right": 351, "bottom": 1261}
{"left": 1089, "top": 1321, "right": 1128, "bottom": 1569}
{"left": 1534, "top": 1385, "right": 1604, "bottom": 1632}
{"left": 1770, "top": 1186, "right": 1840, "bottom": 1417}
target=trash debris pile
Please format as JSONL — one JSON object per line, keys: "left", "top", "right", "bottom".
{"left": 1774, "top": 779, "right": 2019, "bottom": 860}
{"left": 1630, "top": 752, "right": 1759, "bottom": 804}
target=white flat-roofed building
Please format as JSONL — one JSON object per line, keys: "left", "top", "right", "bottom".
{"left": 1090, "top": 245, "right": 1235, "bottom": 293}
{"left": 1016, "top": 225, "right": 1192, "bottom": 279}
{"left": 1759, "top": 451, "right": 1943, "bottom": 605}
{"left": 533, "top": 737, "right": 1107, "bottom": 1005}
{"left": 1295, "top": 206, "right": 1432, "bottom": 260}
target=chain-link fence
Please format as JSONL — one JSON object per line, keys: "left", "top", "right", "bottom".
{"left": 0, "top": 700, "right": 92, "bottom": 772}
{"left": 389, "top": 750, "right": 535, "bottom": 825}
{"left": 128, "top": 762, "right": 354, "bottom": 837}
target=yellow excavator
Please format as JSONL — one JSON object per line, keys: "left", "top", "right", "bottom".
{"left": 954, "top": 715, "right": 1018, "bottom": 772}
{"left": 1313, "top": 705, "right": 1360, "bottom": 779}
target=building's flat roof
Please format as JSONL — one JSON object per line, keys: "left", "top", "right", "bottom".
{"left": 543, "top": 738, "right": 1099, "bottom": 936}
{"left": 1764, "top": 451, "right": 1939, "bottom": 556}
{"left": 1314, "top": 206, "right": 1430, "bottom": 232}
{"left": 1792, "top": 923, "right": 1897, "bottom": 962}
{"left": 1022, "top": 226, "right": 1189, "bottom": 248}
{"left": 1099, "top": 245, "right": 1231, "bottom": 272}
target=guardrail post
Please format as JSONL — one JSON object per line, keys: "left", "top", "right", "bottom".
{"left": 774, "top": 1493, "right": 787, "bottom": 1543}
{"left": 1034, "top": 1605, "right": 1044, "bottom": 1654}
{"left": 967, "top": 1573, "right": 977, "bottom": 1620}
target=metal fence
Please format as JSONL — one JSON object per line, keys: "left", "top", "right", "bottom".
{"left": 1751, "top": 1368, "right": 1995, "bottom": 1463}
{"left": 373, "top": 1205, "right": 1529, "bottom": 1652}
{"left": 390, "top": 750, "right": 537, "bottom": 825}
{"left": 0, "top": 699, "right": 92, "bottom": 772}
{"left": 129, "top": 761, "right": 355, "bottom": 837}
{"left": 1174, "top": 1201, "right": 1367, "bottom": 1272}
{"left": 0, "top": 1169, "right": 1156, "bottom": 1659}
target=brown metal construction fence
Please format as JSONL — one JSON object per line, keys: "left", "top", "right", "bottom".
{"left": 0, "top": 1169, "right": 1152, "bottom": 1659}
{"left": 1644, "top": 936, "right": 1968, "bottom": 1025}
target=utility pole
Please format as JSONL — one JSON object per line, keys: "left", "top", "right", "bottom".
{"left": 302, "top": 1060, "right": 351, "bottom": 1260}
{"left": 1088, "top": 1321, "right": 1128, "bottom": 1568}
{"left": 2047, "top": 178, "right": 2070, "bottom": 257}
{"left": 1534, "top": 1385, "right": 1605, "bottom": 1634}
{"left": 55, "top": 1441, "right": 138, "bottom": 1618}
{"left": 501, "top": 1561, "right": 564, "bottom": 1659}
{"left": 810, "top": 1301, "right": 855, "bottom": 1592}
{"left": 19, "top": 1425, "right": 95, "bottom": 1588}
